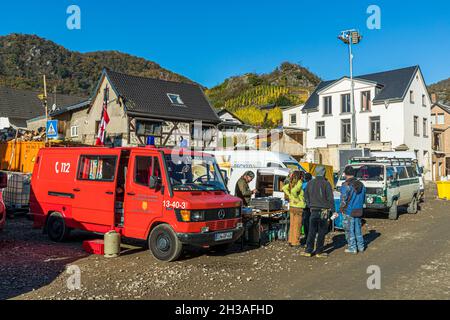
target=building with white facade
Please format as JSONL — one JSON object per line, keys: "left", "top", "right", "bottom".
{"left": 216, "top": 109, "right": 258, "bottom": 149}
{"left": 299, "top": 65, "right": 432, "bottom": 178}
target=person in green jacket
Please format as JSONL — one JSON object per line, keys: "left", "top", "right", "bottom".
{"left": 282, "top": 170, "right": 306, "bottom": 247}
{"left": 235, "top": 171, "right": 256, "bottom": 207}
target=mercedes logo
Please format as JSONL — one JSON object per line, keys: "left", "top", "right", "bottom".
{"left": 218, "top": 209, "right": 226, "bottom": 220}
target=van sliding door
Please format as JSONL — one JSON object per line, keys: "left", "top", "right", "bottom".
{"left": 72, "top": 154, "right": 118, "bottom": 227}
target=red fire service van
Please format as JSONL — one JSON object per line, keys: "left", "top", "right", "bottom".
{"left": 0, "top": 172, "right": 7, "bottom": 230}
{"left": 30, "top": 147, "right": 244, "bottom": 261}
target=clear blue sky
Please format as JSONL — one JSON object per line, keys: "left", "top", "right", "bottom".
{"left": 0, "top": 0, "right": 449, "bottom": 87}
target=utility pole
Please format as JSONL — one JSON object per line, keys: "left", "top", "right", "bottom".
{"left": 44, "top": 75, "right": 48, "bottom": 145}
{"left": 338, "top": 29, "right": 362, "bottom": 149}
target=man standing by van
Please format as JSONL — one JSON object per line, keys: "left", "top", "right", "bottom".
{"left": 340, "top": 166, "right": 366, "bottom": 254}
{"left": 235, "top": 171, "right": 257, "bottom": 207}
{"left": 302, "top": 166, "right": 335, "bottom": 258}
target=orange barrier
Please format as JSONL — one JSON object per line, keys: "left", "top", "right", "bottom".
{"left": 0, "top": 141, "right": 45, "bottom": 173}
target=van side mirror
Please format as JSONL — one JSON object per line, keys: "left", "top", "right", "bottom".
{"left": 0, "top": 172, "right": 7, "bottom": 189}
{"left": 149, "top": 176, "right": 161, "bottom": 189}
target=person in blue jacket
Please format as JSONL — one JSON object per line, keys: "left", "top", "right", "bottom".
{"left": 340, "top": 166, "right": 366, "bottom": 254}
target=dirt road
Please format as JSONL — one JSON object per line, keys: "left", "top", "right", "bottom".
{"left": 1, "top": 185, "right": 449, "bottom": 300}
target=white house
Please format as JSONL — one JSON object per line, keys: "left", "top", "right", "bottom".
{"left": 299, "top": 65, "right": 432, "bottom": 179}
{"left": 216, "top": 109, "right": 258, "bottom": 149}
{"left": 282, "top": 105, "right": 305, "bottom": 128}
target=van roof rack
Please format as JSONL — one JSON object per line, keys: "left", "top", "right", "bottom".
{"left": 350, "top": 157, "right": 417, "bottom": 166}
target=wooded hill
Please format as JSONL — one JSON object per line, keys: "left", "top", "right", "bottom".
{"left": 0, "top": 34, "right": 194, "bottom": 97}
{"left": 429, "top": 77, "right": 450, "bottom": 105}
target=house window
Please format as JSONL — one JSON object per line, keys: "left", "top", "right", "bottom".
{"left": 290, "top": 114, "right": 297, "bottom": 125}
{"left": 423, "top": 118, "right": 428, "bottom": 137}
{"left": 341, "top": 94, "right": 351, "bottom": 113}
{"left": 414, "top": 116, "right": 419, "bottom": 136}
{"left": 361, "top": 91, "right": 371, "bottom": 112}
{"left": 422, "top": 94, "right": 426, "bottom": 107}
{"left": 437, "top": 113, "right": 445, "bottom": 125}
{"left": 323, "top": 96, "right": 332, "bottom": 115}
{"left": 167, "top": 93, "right": 184, "bottom": 105}
{"left": 410, "top": 90, "right": 415, "bottom": 104}
{"left": 136, "top": 120, "right": 163, "bottom": 136}
{"left": 316, "top": 121, "right": 325, "bottom": 138}
{"left": 70, "top": 126, "right": 79, "bottom": 138}
{"left": 431, "top": 114, "right": 436, "bottom": 125}
{"left": 433, "top": 132, "right": 442, "bottom": 151}
{"left": 375, "top": 87, "right": 382, "bottom": 96}
{"left": 370, "top": 116, "right": 381, "bottom": 142}
{"left": 341, "top": 119, "right": 351, "bottom": 143}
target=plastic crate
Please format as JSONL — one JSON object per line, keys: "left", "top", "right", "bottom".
{"left": 82, "top": 240, "right": 105, "bottom": 255}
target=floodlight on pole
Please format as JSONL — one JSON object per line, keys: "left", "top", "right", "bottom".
{"left": 338, "top": 29, "right": 362, "bottom": 149}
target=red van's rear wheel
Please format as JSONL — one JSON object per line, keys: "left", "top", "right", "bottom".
{"left": 47, "top": 212, "right": 70, "bottom": 242}
{"left": 148, "top": 224, "right": 182, "bottom": 262}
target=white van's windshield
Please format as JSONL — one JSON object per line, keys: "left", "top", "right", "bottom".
{"left": 283, "top": 162, "right": 306, "bottom": 172}
{"left": 164, "top": 155, "right": 227, "bottom": 192}
{"left": 341, "top": 165, "right": 385, "bottom": 182}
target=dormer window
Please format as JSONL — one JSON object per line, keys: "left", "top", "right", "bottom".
{"left": 167, "top": 93, "right": 184, "bottom": 105}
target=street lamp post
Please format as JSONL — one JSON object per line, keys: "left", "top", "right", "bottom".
{"left": 338, "top": 29, "right": 362, "bottom": 149}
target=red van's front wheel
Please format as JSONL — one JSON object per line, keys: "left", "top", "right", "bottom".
{"left": 47, "top": 212, "right": 70, "bottom": 242}
{"left": 148, "top": 224, "right": 183, "bottom": 262}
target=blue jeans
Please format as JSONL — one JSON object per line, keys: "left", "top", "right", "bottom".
{"left": 343, "top": 215, "right": 365, "bottom": 252}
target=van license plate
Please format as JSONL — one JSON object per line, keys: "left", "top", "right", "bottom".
{"left": 215, "top": 232, "right": 233, "bottom": 242}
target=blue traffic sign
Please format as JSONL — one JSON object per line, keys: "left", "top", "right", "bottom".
{"left": 46, "top": 120, "right": 58, "bottom": 139}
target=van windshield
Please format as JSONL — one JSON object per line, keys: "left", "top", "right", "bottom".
{"left": 342, "top": 165, "right": 385, "bottom": 181}
{"left": 283, "top": 162, "right": 306, "bottom": 172}
{"left": 164, "top": 155, "right": 227, "bottom": 192}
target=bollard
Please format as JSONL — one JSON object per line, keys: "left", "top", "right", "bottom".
{"left": 104, "top": 230, "right": 121, "bottom": 258}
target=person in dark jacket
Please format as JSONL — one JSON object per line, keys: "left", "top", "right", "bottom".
{"left": 340, "top": 166, "right": 366, "bottom": 254}
{"left": 300, "top": 172, "right": 313, "bottom": 247}
{"left": 235, "top": 171, "right": 256, "bottom": 207}
{"left": 302, "top": 166, "right": 335, "bottom": 258}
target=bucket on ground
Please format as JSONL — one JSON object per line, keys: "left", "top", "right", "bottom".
{"left": 436, "top": 181, "right": 450, "bottom": 200}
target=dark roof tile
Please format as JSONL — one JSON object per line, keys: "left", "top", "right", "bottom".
{"left": 106, "top": 70, "right": 221, "bottom": 124}
{"left": 303, "top": 66, "right": 419, "bottom": 111}
{"left": 0, "top": 86, "right": 85, "bottom": 126}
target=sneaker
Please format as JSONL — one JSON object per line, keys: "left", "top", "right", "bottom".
{"left": 345, "top": 249, "right": 358, "bottom": 254}
{"left": 315, "top": 252, "right": 329, "bottom": 258}
{"left": 358, "top": 248, "right": 365, "bottom": 253}
{"left": 300, "top": 251, "right": 313, "bottom": 257}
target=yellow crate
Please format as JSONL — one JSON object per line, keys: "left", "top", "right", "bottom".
{"left": 436, "top": 181, "right": 450, "bottom": 200}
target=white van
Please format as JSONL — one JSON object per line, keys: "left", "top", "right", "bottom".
{"left": 209, "top": 150, "right": 305, "bottom": 172}
{"left": 209, "top": 150, "right": 302, "bottom": 200}
{"left": 224, "top": 167, "right": 290, "bottom": 200}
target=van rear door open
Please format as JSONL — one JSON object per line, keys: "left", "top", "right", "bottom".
{"left": 123, "top": 150, "right": 164, "bottom": 238}
{"left": 71, "top": 152, "right": 119, "bottom": 227}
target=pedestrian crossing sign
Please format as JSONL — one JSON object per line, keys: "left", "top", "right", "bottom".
{"left": 46, "top": 120, "right": 58, "bottom": 139}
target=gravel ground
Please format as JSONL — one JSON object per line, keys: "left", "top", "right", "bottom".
{"left": 1, "top": 184, "right": 449, "bottom": 300}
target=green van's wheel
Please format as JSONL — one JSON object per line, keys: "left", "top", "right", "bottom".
{"left": 388, "top": 201, "right": 399, "bottom": 220}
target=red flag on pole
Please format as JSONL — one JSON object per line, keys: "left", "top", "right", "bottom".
{"left": 95, "top": 86, "right": 110, "bottom": 146}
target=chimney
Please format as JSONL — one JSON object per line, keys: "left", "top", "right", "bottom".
{"left": 431, "top": 93, "right": 438, "bottom": 104}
